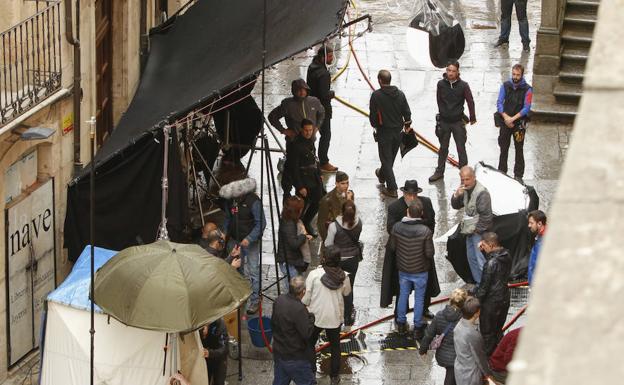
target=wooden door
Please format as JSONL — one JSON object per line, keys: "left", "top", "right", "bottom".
{"left": 95, "top": 0, "right": 113, "bottom": 145}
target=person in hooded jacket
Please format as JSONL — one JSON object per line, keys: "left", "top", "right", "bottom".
{"left": 303, "top": 246, "right": 351, "bottom": 385}
{"left": 496, "top": 64, "right": 532, "bottom": 183}
{"left": 429, "top": 61, "right": 476, "bottom": 183}
{"left": 287, "top": 119, "right": 324, "bottom": 236}
{"left": 307, "top": 45, "right": 338, "bottom": 172}
{"left": 324, "top": 200, "right": 362, "bottom": 329}
{"left": 472, "top": 232, "right": 512, "bottom": 356}
{"left": 269, "top": 79, "right": 325, "bottom": 197}
{"left": 419, "top": 288, "right": 468, "bottom": 385}
{"left": 369, "top": 69, "right": 413, "bottom": 198}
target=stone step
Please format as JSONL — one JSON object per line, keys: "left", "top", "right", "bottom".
{"left": 530, "top": 96, "right": 577, "bottom": 123}
{"left": 561, "top": 47, "right": 590, "bottom": 61}
{"left": 554, "top": 82, "right": 583, "bottom": 103}
{"left": 564, "top": 11, "right": 597, "bottom": 26}
{"left": 566, "top": 0, "right": 601, "bottom": 14}
{"left": 559, "top": 70, "right": 584, "bottom": 84}
{"left": 561, "top": 28, "right": 595, "bottom": 44}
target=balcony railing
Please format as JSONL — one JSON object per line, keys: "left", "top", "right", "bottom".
{"left": 1, "top": 1, "right": 62, "bottom": 126}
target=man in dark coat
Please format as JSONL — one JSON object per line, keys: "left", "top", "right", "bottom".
{"left": 472, "top": 232, "right": 512, "bottom": 356}
{"left": 369, "top": 69, "right": 412, "bottom": 197}
{"left": 381, "top": 180, "right": 439, "bottom": 318}
{"left": 272, "top": 276, "right": 317, "bottom": 384}
{"left": 307, "top": 45, "right": 338, "bottom": 172}
{"left": 429, "top": 61, "right": 476, "bottom": 182}
{"left": 317, "top": 171, "right": 354, "bottom": 240}
{"left": 287, "top": 119, "right": 324, "bottom": 236}
{"left": 200, "top": 319, "right": 229, "bottom": 385}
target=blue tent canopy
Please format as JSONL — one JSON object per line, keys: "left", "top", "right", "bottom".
{"left": 47, "top": 246, "right": 117, "bottom": 312}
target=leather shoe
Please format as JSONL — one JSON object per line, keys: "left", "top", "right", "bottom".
{"left": 375, "top": 168, "right": 385, "bottom": 184}
{"left": 396, "top": 322, "right": 408, "bottom": 334}
{"left": 413, "top": 325, "right": 427, "bottom": 342}
{"left": 523, "top": 43, "right": 530, "bottom": 52}
{"left": 320, "top": 162, "right": 339, "bottom": 172}
{"left": 428, "top": 172, "right": 444, "bottom": 182}
{"left": 423, "top": 309, "right": 435, "bottom": 319}
{"left": 381, "top": 187, "right": 398, "bottom": 198}
{"left": 493, "top": 39, "right": 509, "bottom": 48}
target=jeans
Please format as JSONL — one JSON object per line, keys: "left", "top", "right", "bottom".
{"left": 340, "top": 256, "right": 359, "bottom": 326}
{"left": 397, "top": 271, "right": 428, "bottom": 327}
{"left": 312, "top": 326, "right": 341, "bottom": 377}
{"left": 436, "top": 121, "right": 468, "bottom": 174}
{"left": 498, "top": 126, "right": 525, "bottom": 178}
{"left": 279, "top": 262, "right": 300, "bottom": 293}
{"left": 499, "top": 0, "right": 530, "bottom": 44}
{"left": 229, "top": 239, "right": 261, "bottom": 306}
{"left": 318, "top": 116, "right": 331, "bottom": 165}
{"left": 273, "top": 357, "right": 317, "bottom": 385}
{"left": 466, "top": 234, "right": 486, "bottom": 284}
{"left": 376, "top": 130, "right": 402, "bottom": 190}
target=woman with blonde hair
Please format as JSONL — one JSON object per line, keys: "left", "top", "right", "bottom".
{"left": 419, "top": 288, "right": 468, "bottom": 385}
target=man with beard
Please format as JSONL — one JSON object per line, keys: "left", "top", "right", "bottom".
{"left": 429, "top": 61, "right": 476, "bottom": 183}
{"left": 269, "top": 79, "right": 325, "bottom": 197}
{"left": 317, "top": 171, "right": 354, "bottom": 241}
{"left": 527, "top": 210, "right": 546, "bottom": 285}
{"left": 369, "top": 69, "right": 413, "bottom": 198}
{"left": 198, "top": 222, "right": 242, "bottom": 269}
{"left": 472, "top": 232, "right": 512, "bottom": 356}
{"left": 307, "top": 45, "right": 338, "bottom": 172}
{"left": 287, "top": 119, "right": 324, "bottom": 237}
{"left": 496, "top": 64, "right": 533, "bottom": 183}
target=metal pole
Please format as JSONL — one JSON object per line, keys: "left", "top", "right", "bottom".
{"left": 264, "top": 137, "right": 281, "bottom": 296}
{"left": 158, "top": 124, "right": 170, "bottom": 240}
{"left": 237, "top": 307, "right": 243, "bottom": 380}
{"left": 87, "top": 115, "right": 96, "bottom": 385}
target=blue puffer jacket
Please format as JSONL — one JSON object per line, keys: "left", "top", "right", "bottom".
{"left": 419, "top": 305, "right": 462, "bottom": 368}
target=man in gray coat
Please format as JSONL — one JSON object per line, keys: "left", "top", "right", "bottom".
{"left": 451, "top": 166, "right": 493, "bottom": 284}
{"left": 453, "top": 297, "right": 493, "bottom": 385}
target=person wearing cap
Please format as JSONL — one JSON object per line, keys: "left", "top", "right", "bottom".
{"left": 382, "top": 180, "right": 439, "bottom": 320}
{"left": 269, "top": 79, "right": 325, "bottom": 197}
{"left": 307, "top": 45, "right": 338, "bottom": 173}
{"left": 317, "top": 171, "right": 355, "bottom": 241}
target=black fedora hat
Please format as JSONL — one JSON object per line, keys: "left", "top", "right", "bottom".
{"left": 400, "top": 180, "right": 422, "bottom": 194}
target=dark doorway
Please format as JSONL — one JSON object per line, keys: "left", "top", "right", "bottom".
{"left": 95, "top": 0, "right": 113, "bottom": 146}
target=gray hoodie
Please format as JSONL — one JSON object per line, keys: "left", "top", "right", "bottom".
{"left": 268, "top": 80, "right": 325, "bottom": 133}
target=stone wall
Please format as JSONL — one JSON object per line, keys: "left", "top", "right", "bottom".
{"left": 509, "top": 0, "right": 624, "bottom": 383}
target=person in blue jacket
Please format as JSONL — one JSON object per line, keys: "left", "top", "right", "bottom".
{"left": 527, "top": 210, "right": 547, "bottom": 285}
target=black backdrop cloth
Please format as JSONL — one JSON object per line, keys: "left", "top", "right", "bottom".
{"left": 64, "top": 0, "right": 347, "bottom": 261}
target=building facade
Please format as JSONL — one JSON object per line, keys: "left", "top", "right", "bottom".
{"left": 0, "top": 0, "right": 184, "bottom": 379}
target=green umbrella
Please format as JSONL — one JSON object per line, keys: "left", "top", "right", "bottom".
{"left": 93, "top": 240, "right": 251, "bottom": 332}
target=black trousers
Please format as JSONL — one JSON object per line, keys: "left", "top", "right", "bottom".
{"left": 377, "top": 130, "right": 402, "bottom": 190}
{"left": 340, "top": 256, "right": 360, "bottom": 326}
{"left": 318, "top": 117, "right": 331, "bottom": 165}
{"left": 206, "top": 358, "right": 227, "bottom": 385}
{"left": 436, "top": 120, "right": 467, "bottom": 173}
{"left": 312, "top": 326, "right": 341, "bottom": 378}
{"left": 497, "top": 126, "right": 525, "bottom": 178}
{"left": 444, "top": 366, "right": 456, "bottom": 385}
{"left": 480, "top": 299, "right": 510, "bottom": 356}
{"left": 300, "top": 184, "right": 323, "bottom": 228}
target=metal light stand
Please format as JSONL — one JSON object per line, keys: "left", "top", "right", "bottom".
{"left": 157, "top": 123, "right": 170, "bottom": 241}
{"left": 86, "top": 116, "right": 96, "bottom": 385}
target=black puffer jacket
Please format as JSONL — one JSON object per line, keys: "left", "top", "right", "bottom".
{"left": 276, "top": 218, "right": 307, "bottom": 267}
{"left": 419, "top": 305, "right": 462, "bottom": 368}
{"left": 474, "top": 248, "right": 512, "bottom": 304}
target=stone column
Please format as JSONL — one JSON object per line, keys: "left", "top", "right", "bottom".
{"left": 532, "top": 0, "right": 565, "bottom": 95}
{"left": 509, "top": 0, "right": 624, "bottom": 383}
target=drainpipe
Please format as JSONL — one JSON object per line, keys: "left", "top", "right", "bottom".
{"left": 140, "top": 0, "right": 148, "bottom": 73}
{"left": 65, "top": 0, "right": 82, "bottom": 173}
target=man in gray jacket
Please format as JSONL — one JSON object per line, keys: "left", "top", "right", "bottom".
{"left": 451, "top": 166, "right": 493, "bottom": 284}
{"left": 390, "top": 200, "right": 434, "bottom": 340}
{"left": 269, "top": 79, "right": 325, "bottom": 197}
{"left": 453, "top": 297, "right": 493, "bottom": 385}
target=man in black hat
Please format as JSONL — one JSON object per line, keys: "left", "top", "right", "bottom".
{"left": 317, "top": 171, "right": 355, "bottom": 241}
{"left": 307, "top": 45, "right": 338, "bottom": 173}
{"left": 382, "top": 180, "right": 438, "bottom": 319}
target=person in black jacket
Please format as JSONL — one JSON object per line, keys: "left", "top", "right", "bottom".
{"left": 307, "top": 45, "right": 338, "bottom": 173}
{"left": 272, "top": 276, "right": 317, "bottom": 385}
{"left": 369, "top": 69, "right": 412, "bottom": 197}
{"left": 383, "top": 180, "right": 438, "bottom": 319}
{"left": 200, "top": 319, "right": 229, "bottom": 385}
{"left": 287, "top": 119, "right": 324, "bottom": 236}
{"left": 473, "top": 232, "right": 512, "bottom": 356}
{"left": 198, "top": 222, "right": 242, "bottom": 269}
{"left": 419, "top": 288, "right": 468, "bottom": 385}
{"left": 429, "top": 61, "right": 476, "bottom": 182}
{"left": 390, "top": 200, "right": 434, "bottom": 340}
{"left": 277, "top": 197, "right": 313, "bottom": 292}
